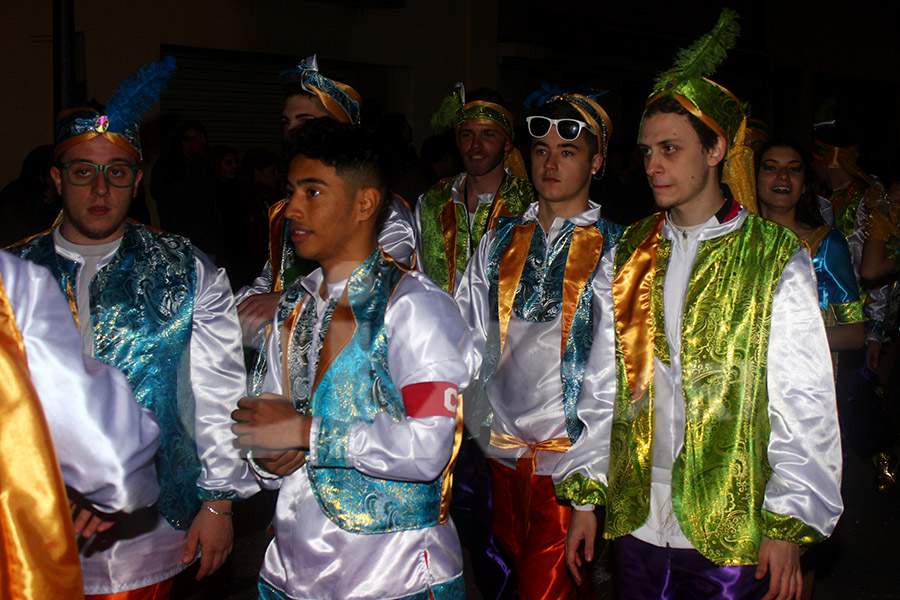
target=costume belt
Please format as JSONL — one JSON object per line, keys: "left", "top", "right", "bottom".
{"left": 490, "top": 430, "right": 570, "bottom": 533}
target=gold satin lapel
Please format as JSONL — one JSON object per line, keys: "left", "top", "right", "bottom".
{"left": 560, "top": 226, "right": 604, "bottom": 358}
{"left": 0, "top": 273, "right": 84, "bottom": 598}
{"left": 269, "top": 200, "right": 287, "bottom": 293}
{"left": 440, "top": 201, "right": 459, "bottom": 293}
{"left": 486, "top": 193, "right": 511, "bottom": 232}
{"left": 313, "top": 288, "right": 356, "bottom": 393}
{"left": 497, "top": 223, "right": 535, "bottom": 354}
{"left": 438, "top": 393, "right": 464, "bottom": 524}
{"left": 612, "top": 218, "right": 663, "bottom": 401}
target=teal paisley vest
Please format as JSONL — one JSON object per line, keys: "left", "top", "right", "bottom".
{"left": 276, "top": 249, "right": 448, "bottom": 534}
{"left": 9, "top": 222, "right": 221, "bottom": 529}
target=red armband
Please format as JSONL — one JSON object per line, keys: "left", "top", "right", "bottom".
{"left": 402, "top": 381, "right": 459, "bottom": 418}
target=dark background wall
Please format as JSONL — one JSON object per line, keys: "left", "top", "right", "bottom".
{"left": 2, "top": 0, "right": 898, "bottom": 223}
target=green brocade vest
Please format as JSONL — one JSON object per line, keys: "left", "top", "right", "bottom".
{"left": 419, "top": 174, "right": 533, "bottom": 293}
{"left": 606, "top": 213, "right": 819, "bottom": 565}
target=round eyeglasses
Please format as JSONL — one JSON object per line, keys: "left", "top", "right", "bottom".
{"left": 526, "top": 116, "right": 596, "bottom": 142}
{"left": 59, "top": 161, "right": 140, "bottom": 188}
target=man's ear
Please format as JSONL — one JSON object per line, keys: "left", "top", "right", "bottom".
{"left": 49, "top": 166, "right": 63, "bottom": 195}
{"left": 591, "top": 153, "right": 603, "bottom": 175}
{"left": 132, "top": 169, "right": 144, "bottom": 199}
{"left": 356, "top": 186, "right": 383, "bottom": 223}
{"left": 706, "top": 136, "right": 728, "bottom": 168}
{"left": 504, "top": 137, "right": 512, "bottom": 154}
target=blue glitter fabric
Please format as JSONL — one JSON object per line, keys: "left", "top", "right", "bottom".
{"left": 481, "top": 215, "right": 623, "bottom": 442}
{"left": 812, "top": 229, "right": 862, "bottom": 312}
{"left": 10, "top": 222, "right": 212, "bottom": 529}
{"left": 276, "top": 250, "right": 445, "bottom": 534}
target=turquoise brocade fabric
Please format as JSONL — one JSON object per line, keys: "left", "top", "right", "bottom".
{"left": 10, "top": 222, "right": 216, "bottom": 529}
{"left": 811, "top": 228, "right": 865, "bottom": 323}
{"left": 275, "top": 250, "right": 445, "bottom": 534}
{"left": 478, "top": 215, "right": 622, "bottom": 441}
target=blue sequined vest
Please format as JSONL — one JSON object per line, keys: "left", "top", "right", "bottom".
{"left": 277, "top": 250, "right": 446, "bottom": 534}
{"left": 10, "top": 222, "right": 202, "bottom": 530}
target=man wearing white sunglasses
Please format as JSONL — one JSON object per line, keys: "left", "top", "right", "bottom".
{"left": 455, "top": 91, "right": 622, "bottom": 599}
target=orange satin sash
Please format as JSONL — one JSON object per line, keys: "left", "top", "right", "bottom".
{"left": 611, "top": 218, "right": 663, "bottom": 402}
{"left": 0, "top": 273, "right": 83, "bottom": 599}
{"left": 490, "top": 430, "right": 570, "bottom": 536}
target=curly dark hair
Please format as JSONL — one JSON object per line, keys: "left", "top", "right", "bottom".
{"left": 285, "top": 117, "right": 391, "bottom": 224}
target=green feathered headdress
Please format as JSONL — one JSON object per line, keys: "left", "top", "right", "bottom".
{"left": 646, "top": 8, "right": 744, "bottom": 146}
{"left": 645, "top": 9, "right": 759, "bottom": 213}
{"left": 430, "top": 82, "right": 514, "bottom": 141}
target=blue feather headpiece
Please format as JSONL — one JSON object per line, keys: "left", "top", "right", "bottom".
{"left": 54, "top": 56, "right": 177, "bottom": 160}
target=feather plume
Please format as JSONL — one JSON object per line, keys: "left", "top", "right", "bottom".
{"left": 430, "top": 82, "right": 465, "bottom": 131}
{"left": 654, "top": 8, "right": 739, "bottom": 90}
{"left": 524, "top": 83, "right": 564, "bottom": 108}
{"left": 105, "top": 56, "right": 177, "bottom": 130}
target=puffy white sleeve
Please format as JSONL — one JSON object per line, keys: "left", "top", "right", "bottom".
{"left": 763, "top": 248, "right": 843, "bottom": 538}
{"left": 190, "top": 250, "right": 258, "bottom": 499}
{"left": 234, "top": 258, "right": 273, "bottom": 305}
{"left": 309, "top": 272, "right": 474, "bottom": 482}
{"left": 552, "top": 247, "right": 618, "bottom": 506}
{"left": 452, "top": 228, "right": 497, "bottom": 376}
{"left": 379, "top": 193, "right": 417, "bottom": 268}
{"left": 1, "top": 250, "right": 160, "bottom": 514}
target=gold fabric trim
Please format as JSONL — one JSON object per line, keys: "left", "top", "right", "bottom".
{"left": 0, "top": 272, "right": 84, "bottom": 598}
{"left": 438, "top": 393, "right": 464, "bottom": 524}
{"left": 611, "top": 218, "right": 663, "bottom": 401}
{"left": 561, "top": 225, "right": 605, "bottom": 358}
{"left": 268, "top": 200, "right": 287, "bottom": 294}
{"left": 497, "top": 223, "right": 535, "bottom": 354}
{"left": 439, "top": 200, "right": 459, "bottom": 293}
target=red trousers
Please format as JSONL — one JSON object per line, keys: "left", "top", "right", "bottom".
{"left": 490, "top": 459, "right": 593, "bottom": 600}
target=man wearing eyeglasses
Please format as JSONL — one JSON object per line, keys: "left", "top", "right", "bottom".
{"left": 8, "top": 59, "right": 256, "bottom": 600}
{"left": 455, "top": 92, "right": 622, "bottom": 598}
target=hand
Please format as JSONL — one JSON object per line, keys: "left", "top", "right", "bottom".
{"left": 755, "top": 537, "right": 801, "bottom": 600}
{"left": 866, "top": 339, "right": 882, "bottom": 374}
{"left": 69, "top": 500, "right": 115, "bottom": 538}
{"left": 237, "top": 292, "right": 280, "bottom": 337}
{"left": 256, "top": 449, "right": 307, "bottom": 476}
{"left": 182, "top": 500, "right": 234, "bottom": 580}
{"left": 232, "top": 393, "right": 311, "bottom": 451}
{"left": 565, "top": 508, "right": 597, "bottom": 586}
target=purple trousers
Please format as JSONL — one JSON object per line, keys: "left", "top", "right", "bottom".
{"left": 613, "top": 535, "right": 770, "bottom": 600}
